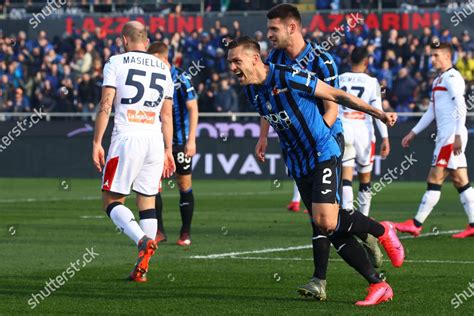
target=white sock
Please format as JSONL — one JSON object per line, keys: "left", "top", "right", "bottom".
{"left": 109, "top": 204, "right": 145, "bottom": 245}
{"left": 460, "top": 186, "right": 474, "bottom": 224}
{"left": 139, "top": 209, "right": 158, "bottom": 238}
{"left": 292, "top": 182, "right": 301, "bottom": 203}
{"left": 342, "top": 185, "right": 354, "bottom": 210}
{"left": 357, "top": 190, "right": 372, "bottom": 216}
{"left": 414, "top": 187, "right": 441, "bottom": 224}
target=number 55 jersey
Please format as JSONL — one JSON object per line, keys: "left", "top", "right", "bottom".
{"left": 103, "top": 51, "right": 174, "bottom": 137}
{"left": 101, "top": 51, "right": 174, "bottom": 196}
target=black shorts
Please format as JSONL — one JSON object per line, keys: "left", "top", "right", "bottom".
{"left": 173, "top": 145, "right": 192, "bottom": 175}
{"left": 295, "top": 156, "right": 340, "bottom": 212}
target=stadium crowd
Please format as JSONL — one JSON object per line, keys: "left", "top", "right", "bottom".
{"left": 0, "top": 18, "right": 473, "bottom": 116}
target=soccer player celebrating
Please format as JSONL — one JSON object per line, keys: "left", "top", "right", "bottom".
{"left": 227, "top": 36, "right": 404, "bottom": 306}
{"left": 261, "top": 4, "right": 383, "bottom": 300}
{"left": 395, "top": 42, "right": 474, "bottom": 238}
{"left": 339, "top": 47, "right": 390, "bottom": 267}
{"left": 265, "top": 5, "right": 342, "bottom": 214}
{"left": 147, "top": 42, "right": 199, "bottom": 246}
{"left": 92, "top": 21, "right": 176, "bottom": 282}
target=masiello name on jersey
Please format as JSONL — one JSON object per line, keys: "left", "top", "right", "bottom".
{"left": 123, "top": 56, "right": 166, "bottom": 69}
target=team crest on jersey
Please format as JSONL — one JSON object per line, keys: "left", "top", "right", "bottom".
{"left": 272, "top": 86, "right": 288, "bottom": 96}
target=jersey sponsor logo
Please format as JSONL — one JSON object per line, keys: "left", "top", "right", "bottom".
{"left": 343, "top": 111, "right": 366, "bottom": 120}
{"left": 323, "top": 60, "right": 333, "bottom": 65}
{"left": 262, "top": 110, "right": 293, "bottom": 131}
{"left": 127, "top": 109, "right": 156, "bottom": 124}
{"left": 271, "top": 86, "right": 289, "bottom": 96}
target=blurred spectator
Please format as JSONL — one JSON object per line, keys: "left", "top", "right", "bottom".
{"left": 214, "top": 78, "right": 238, "bottom": 112}
{"left": 35, "top": 79, "right": 57, "bottom": 112}
{"left": 11, "top": 88, "right": 30, "bottom": 112}
{"left": 456, "top": 51, "right": 474, "bottom": 82}
{"left": 390, "top": 68, "right": 418, "bottom": 119}
{"left": 77, "top": 73, "right": 97, "bottom": 114}
{"left": 0, "top": 12, "right": 472, "bottom": 117}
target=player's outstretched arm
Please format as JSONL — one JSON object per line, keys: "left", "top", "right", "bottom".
{"left": 256, "top": 118, "right": 270, "bottom": 162}
{"left": 92, "top": 86, "right": 115, "bottom": 172}
{"left": 185, "top": 99, "right": 198, "bottom": 157}
{"left": 161, "top": 98, "right": 176, "bottom": 178}
{"left": 313, "top": 79, "right": 397, "bottom": 127}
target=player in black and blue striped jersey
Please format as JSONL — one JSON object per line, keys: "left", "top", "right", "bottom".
{"left": 266, "top": 10, "right": 343, "bottom": 215}
{"left": 262, "top": 3, "right": 389, "bottom": 302}
{"left": 148, "top": 42, "right": 198, "bottom": 247}
{"left": 227, "top": 36, "right": 404, "bottom": 306}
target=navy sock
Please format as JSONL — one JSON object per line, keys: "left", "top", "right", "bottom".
{"left": 311, "top": 224, "right": 330, "bottom": 280}
{"left": 329, "top": 233, "right": 382, "bottom": 284}
{"left": 179, "top": 189, "right": 194, "bottom": 235}
{"left": 336, "top": 208, "right": 385, "bottom": 237}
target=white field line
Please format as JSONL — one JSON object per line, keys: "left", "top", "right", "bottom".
{"left": 225, "top": 257, "right": 474, "bottom": 265}
{"left": 0, "top": 190, "right": 291, "bottom": 203}
{"left": 189, "top": 230, "right": 462, "bottom": 260}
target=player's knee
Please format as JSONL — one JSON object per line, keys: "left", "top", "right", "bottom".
{"left": 427, "top": 169, "right": 445, "bottom": 184}
{"left": 452, "top": 177, "right": 468, "bottom": 189}
{"left": 314, "top": 214, "right": 337, "bottom": 231}
{"left": 177, "top": 175, "right": 192, "bottom": 192}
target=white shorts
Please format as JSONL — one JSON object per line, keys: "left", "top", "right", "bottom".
{"left": 431, "top": 131, "right": 468, "bottom": 170}
{"left": 102, "top": 133, "right": 164, "bottom": 196}
{"left": 342, "top": 123, "right": 375, "bottom": 173}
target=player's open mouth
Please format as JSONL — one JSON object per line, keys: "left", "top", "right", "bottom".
{"left": 234, "top": 71, "right": 244, "bottom": 80}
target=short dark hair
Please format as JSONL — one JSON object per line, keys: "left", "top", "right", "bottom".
{"left": 147, "top": 41, "right": 168, "bottom": 55}
{"left": 228, "top": 36, "right": 261, "bottom": 53}
{"left": 430, "top": 41, "right": 453, "bottom": 56}
{"left": 266, "top": 4, "right": 302, "bottom": 24}
{"left": 351, "top": 46, "right": 369, "bottom": 64}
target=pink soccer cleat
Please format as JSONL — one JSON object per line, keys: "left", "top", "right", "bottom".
{"left": 394, "top": 219, "right": 422, "bottom": 237}
{"left": 452, "top": 226, "right": 474, "bottom": 238}
{"left": 287, "top": 201, "right": 300, "bottom": 212}
{"left": 176, "top": 233, "right": 191, "bottom": 246}
{"left": 355, "top": 281, "right": 393, "bottom": 306}
{"left": 378, "top": 221, "right": 405, "bottom": 268}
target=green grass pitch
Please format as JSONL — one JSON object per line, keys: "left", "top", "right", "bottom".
{"left": 0, "top": 178, "right": 473, "bottom": 315}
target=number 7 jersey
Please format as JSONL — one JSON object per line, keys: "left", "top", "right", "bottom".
{"left": 102, "top": 51, "right": 174, "bottom": 136}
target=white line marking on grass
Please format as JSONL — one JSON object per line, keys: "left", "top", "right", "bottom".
{"left": 80, "top": 215, "right": 105, "bottom": 219}
{"left": 191, "top": 245, "right": 311, "bottom": 259}
{"left": 223, "top": 257, "right": 474, "bottom": 265}
{"left": 189, "top": 230, "right": 462, "bottom": 259}
{"left": 0, "top": 190, "right": 292, "bottom": 203}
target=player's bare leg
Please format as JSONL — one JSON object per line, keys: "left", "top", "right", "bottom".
{"left": 450, "top": 168, "right": 474, "bottom": 238}
{"left": 395, "top": 166, "right": 448, "bottom": 236}
{"left": 176, "top": 174, "right": 194, "bottom": 246}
